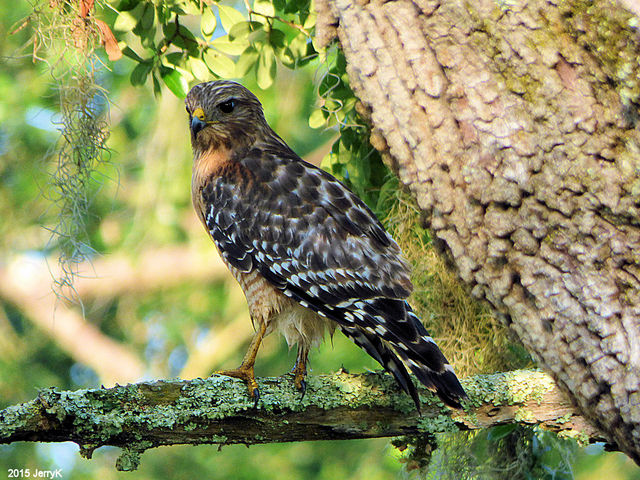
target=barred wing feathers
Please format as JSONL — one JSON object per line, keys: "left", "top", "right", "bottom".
{"left": 202, "top": 147, "right": 466, "bottom": 409}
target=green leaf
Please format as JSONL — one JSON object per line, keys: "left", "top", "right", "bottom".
{"left": 113, "top": 11, "right": 138, "bottom": 32}
{"left": 152, "top": 72, "right": 162, "bottom": 97}
{"left": 288, "top": 33, "right": 307, "bottom": 58}
{"left": 228, "top": 21, "right": 262, "bottom": 41}
{"left": 156, "top": 3, "right": 172, "bottom": 24}
{"left": 252, "top": 0, "right": 275, "bottom": 17}
{"left": 134, "top": 5, "right": 156, "bottom": 47}
{"left": 288, "top": 35, "right": 316, "bottom": 66}
{"left": 121, "top": 46, "right": 144, "bottom": 62}
{"left": 176, "top": 25, "right": 198, "bottom": 50}
{"left": 318, "top": 74, "right": 338, "bottom": 98}
{"left": 140, "top": 3, "right": 155, "bottom": 30}
{"left": 160, "top": 67, "right": 188, "bottom": 98}
{"left": 340, "top": 127, "right": 357, "bottom": 149}
{"left": 276, "top": 46, "right": 295, "bottom": 67}
{"left": 256, "top": 44, "right": 276, "bottom": 89}
{"left": 165, "top": 52, "right": 183, "bottom": 66}
{"left": 345, "top": 151, "right": 370, "bottom": 189}
{"left": 248, "top": 28, "right": 268, "bottom": 45}
{"left": 321, "top": 147, "right": 344, "bottom": 176}
{"left": 269, "top": 28, "right": 293, "bottom": 66}
{"left": 301, "top": 10, "right": 315, "bottom": 29}
{"left": 201, "top": 7, "right": 217, "bottom": 37}
{"left": 117, "top": 0, "right": 139, "bottom": 12}
{"left": 217, "top": 4, "right": 246, "bottom": 34}
{"left": 308, "top": 109, "right": 326, "bottom": 129}
{"left": 235, "top": 46, "right": 260, "bottom": 77}
{"left": 487, "top": 424, "right": 518, "bottom": 442}
{"left": 180, "top": 1, "right": 200, "bottom": 15}
{"left": 190, "top": 57, "right": 211, "bottom": 81}
{"left": 270, "top": 28, "right": 286, "bottom": 49}
{"left": 210, "top": 35, "right": 247, "bottom": 55}
{"left": 284, "top": 0, "right": 308, "bottom": 14}
{"left": 203, "top": 50, "right": 236, "bottom": 78}
{"left": 130, "top": 62, "right": 152, "bottom": 86}
{"left": 163, "top": 21, "right": 177, "bottom": 38}
{"left": 163, "top": 22, "right": 197, "bottom": 50}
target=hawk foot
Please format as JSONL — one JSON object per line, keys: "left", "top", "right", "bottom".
{"left": 292, "top": 359, "right": 307, "bottom": 398}
{"left": 215, "top": 365, "right": 260, "bottom": 407}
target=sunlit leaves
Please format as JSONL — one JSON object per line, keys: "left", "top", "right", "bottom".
{"left": 109, "top": 0, "right": 319, "bottom": 97}
{"left": 235, "top": 46, "right": 260, "bottom": 77}
{"left": 315, "top": 47, "right": 391, "bottom": 214}
{"left": 210, "top": 35, "right": 248, "bottom": 56}
{"left": 217, "top": 4, "right": 246, "bottom": 33}
{"left": 253, "top": 0, "right": 276, "bottom": 17}
{"left": 204, "top": 49, "right": 236, "bottom": 78}
{"left": 200, "top": 7, "right": 217, "bottom": 37}
{"left": 257, "top": 43, "right": 276, "bottom": 89}
{"left": 189, "top": 57, "right": 210, "bottom": 81}
{"left": 109, "top": 0, "right": 370, "bottom": 210}
{"left": 313, "top": 53, "right": 357, "bottom": 131}
{"left": 113, "top": 10, "right": 137, "bottom": 32}
{"left": 308, "top": 109, "right": 325, "bottom": 129}
{"left": 162, "top": 22, "right": 198, "bottom": 52}
{"left": 288, "top": 33, "right": 313, "bottom": 64}
{"left": 228, "top": 21, "right": 263, "bottom": 42}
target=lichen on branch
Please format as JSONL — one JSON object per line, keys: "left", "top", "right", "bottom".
{"left": 0, "top": 369, "right": 603, "bottom": 471}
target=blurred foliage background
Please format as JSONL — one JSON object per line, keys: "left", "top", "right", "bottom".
{"left": 0, "top": 0, "right": 638, "bottom": 478}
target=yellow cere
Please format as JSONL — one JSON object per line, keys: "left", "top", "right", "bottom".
{"left": 193, "top": 107, "right": 206, "bottom": 121}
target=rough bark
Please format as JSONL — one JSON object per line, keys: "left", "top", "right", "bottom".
{"left": 314, "top": 0, "right": 640, "bottom": 464}
{"left": 0, "top": 370, "right": 602, "bottom": 471}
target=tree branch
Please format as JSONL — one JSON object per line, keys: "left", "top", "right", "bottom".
{"left": 0, "top": 369, "right": 604, "bottom": 471}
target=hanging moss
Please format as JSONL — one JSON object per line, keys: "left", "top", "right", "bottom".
{"left": 383, "top": 193, "right": 532, "bottom": 377}
{"left": 26, "top": 0, "right": 111, "bottom": 298}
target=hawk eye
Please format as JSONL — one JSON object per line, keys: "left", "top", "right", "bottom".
{"left": 218, "top": 99, "right": 236, "bottom": 114}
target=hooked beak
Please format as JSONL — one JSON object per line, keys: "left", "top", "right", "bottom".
{"left": 190, "top": 116, "right": 207, "bottom": 137}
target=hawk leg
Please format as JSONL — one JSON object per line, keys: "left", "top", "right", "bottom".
{"left": 292, "top": 346, "right": 308, "bottom": 397}
{"left": 215, "top": 321, "right": 267, "bottom": 406}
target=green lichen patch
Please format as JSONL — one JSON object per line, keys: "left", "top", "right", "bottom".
{"left": 561, "top": 0, "right": 640, "bottom": 105}
{"left": 115, "top": 442, "right": 153, "bottom": 472}
{"left": 417, "top": 413, "right": 459, "bottom": 436}
{"left": 463, "top": 370, "right": 555, "bottom": 407}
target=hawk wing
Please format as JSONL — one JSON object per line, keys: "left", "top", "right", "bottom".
{"left": 202, "top": 146, "right": 465, "bottom": 408}
{"left": 205, "top": 146, "right": 413, "bottom": 305}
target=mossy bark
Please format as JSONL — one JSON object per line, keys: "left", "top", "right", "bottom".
{"left": 0, "top": 370, "right": 601, "bottom": 471}
{"left": 314, "top": 0, "right": 640, "bottom": 464}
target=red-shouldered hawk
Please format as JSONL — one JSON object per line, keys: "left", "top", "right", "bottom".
{"left": 186, "top": 80, "right": 466, "bottom": 410}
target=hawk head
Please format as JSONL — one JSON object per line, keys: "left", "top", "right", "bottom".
{"left": 185, "top": 80, "right": 268, "bottom": 153}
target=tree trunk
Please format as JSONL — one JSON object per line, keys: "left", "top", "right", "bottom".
{"left": 315, "top": 0, "right": 640, "bottom": 463}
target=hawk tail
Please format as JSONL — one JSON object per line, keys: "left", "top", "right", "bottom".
{"left": 396, "top": 307, "right": 467, "bottom": 409}
{"left": 340, "top": 325, "right": 421, "bottom": 410}
{"left": 354, "top": 299, "right": 467, "bottom": 409}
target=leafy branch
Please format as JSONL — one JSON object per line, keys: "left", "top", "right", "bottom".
{"left": 112, "top": 0, "right": 317, "bottom": 94}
